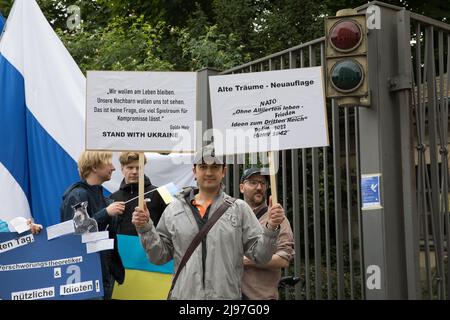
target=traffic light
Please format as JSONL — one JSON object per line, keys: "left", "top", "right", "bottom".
{"left": 325, "top": 9, "right": 370, "bottom": 107}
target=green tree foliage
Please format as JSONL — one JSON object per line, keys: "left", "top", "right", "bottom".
{"left": 1, "top": 0, "right": 449, "bottom": 72}
{"left": 177, "top": 25, "right": 249, "bottom": 71}
{"left": 56, "top": 15, "right": 173, "bottom": 72}
{"left": 0, "top": 0, "right": 12, "bottom": 16}
{"left": 37, "top": 0, "right": 111, "bottom": 31}
{"left": 249, "top": 0, "right": 326, "bottom": 56}
{"left": 96, "top": 0, "right": 214, "bottom": 28}
{"left": 55, "top": 1, "right": 249, "bottom": 73}
{"left": 212, "top": 0, "right": 259, "bottom": 51}
{"left": 323, "top": 0, "right": 450, "bottom": 22}
{"left": 175, "top": 4, "right": 250, "bottom": 71}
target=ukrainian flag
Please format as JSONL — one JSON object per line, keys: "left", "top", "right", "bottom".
{"left": 157, "top": 182, "right": 179, "bottom": 204}
{"left": 113, "top": 235, "right": 173, "bottom": 300}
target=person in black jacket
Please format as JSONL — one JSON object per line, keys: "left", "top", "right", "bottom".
{"left": 110, "top": 152, "right": 167, "bottom": 236}
{"left": 60, "top": 151, "right": 125, "bottom": 299}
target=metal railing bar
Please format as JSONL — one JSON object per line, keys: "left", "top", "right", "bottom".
{"left": 220, "top": 38, "right": 325, "bottom": 75}
{"left": 333, "top": 101, "right": 344, "bottom": 299}
{"left": 344, "top": 107, "right": 355, "bottom": 299}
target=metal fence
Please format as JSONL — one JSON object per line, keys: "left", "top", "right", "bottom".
{"left": 215, "top": 1, "right": 450, "bottom": 300}
{"left": 220, "top": 39, "right": 365, "bottom": 300}
{"left": 409, "top": 12, "right": 450, "bottom": 299}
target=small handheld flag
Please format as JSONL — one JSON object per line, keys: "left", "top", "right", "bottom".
{"left": 123, "top": 183, "right": 179, "bottom": 205}
{"left": 156, "top": 183, "right": 179, "bottom": 204}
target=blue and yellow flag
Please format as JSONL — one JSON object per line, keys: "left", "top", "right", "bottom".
{"left": 157, "top": 182, "right": 179, "bottom": 204}
{"left": 113, "top": 235, "right": 173, "bottom": 300}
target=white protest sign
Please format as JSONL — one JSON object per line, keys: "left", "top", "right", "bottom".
{"left": 9, "top": 217, "right": 30, "bottom": 234}
{"left": 81, "top": 231, "right": 109, "bottom": 243}
{"left": 86, "top": 239, "right": 114, "bottom": 254}
{"left": 86, "top": 71, "right": 197, "bottom": 152}
{"left": 209, "top": 67, "right": 329, "bottom": 155}
{"left": 46, "top": 220, "right": 75, "bottom": 240}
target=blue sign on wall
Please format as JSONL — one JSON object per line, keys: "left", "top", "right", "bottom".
{"left": 361, "top": 174, "right": 382, "bottom": 209}
{"left": 0, "top": 232, "right": 103, "bottom": 300}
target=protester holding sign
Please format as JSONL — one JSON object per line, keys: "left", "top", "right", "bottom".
{"left": 110, "top": 152, "right": 167, "bottom": 236}
{"left": 239, "top": 167, "right": 294, "bottom": 300}
{"left": 132, "top": 144, "right": 284, "bottom": 299}
{"left": 60, "top": 151, "right": 125, "bottom": 299}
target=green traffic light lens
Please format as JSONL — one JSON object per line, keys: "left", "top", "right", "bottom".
{"left": 330, "top": 59, "right": 364, "bottom": 92}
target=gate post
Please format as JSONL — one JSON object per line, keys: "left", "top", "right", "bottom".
{"left": 395, "top": 9, "right": 421, "bottom": 300}
{"left": 356, "top": 3, "right": 418, "bottom": 299}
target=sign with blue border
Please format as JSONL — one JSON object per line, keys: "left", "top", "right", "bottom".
{"left": 361, "top": 174, "right": 382, "bottom": 210}
{"left": 0, "top": 232, "right": 103, "bottom": 300}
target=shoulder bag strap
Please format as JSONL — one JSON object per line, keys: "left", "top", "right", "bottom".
{"left": 167, "top": 197, "right": 236, "bottom": 299}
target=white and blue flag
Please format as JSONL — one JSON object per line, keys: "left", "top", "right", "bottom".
{"left": 0, "top": 0, "right": 195, "bottom": 230}
{"left": 0, "top": 12, "right": 5, "bottom": 32}
{"left": 0, "top": 0, "right": 85, "bottom": 228}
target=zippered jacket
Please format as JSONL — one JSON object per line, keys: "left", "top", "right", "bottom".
{"left": 136, "top": 187, "right": 280, "bottom": 300}
{"left": 109, "top": 175, "right": 166, "bottom": 235}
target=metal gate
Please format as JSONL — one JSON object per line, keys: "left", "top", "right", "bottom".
{"left": 408, "top": 10, "right": 450, "bottom": 300}
{"left": 219, "top": 40, "right": 364, "bottom": 300}
{"left": 201, "top": 1, "right": 450, "bottom": 300}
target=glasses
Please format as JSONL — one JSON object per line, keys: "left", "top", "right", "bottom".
{"left": 245, "top": 180, "right": 267, "bottom": 188}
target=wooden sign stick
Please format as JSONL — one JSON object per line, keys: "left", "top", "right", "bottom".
{"left": 138, "top": 152, "right": 145, "bottom": 210}
{"left": 268, "top": 151, "right": 278, "bottom": 205}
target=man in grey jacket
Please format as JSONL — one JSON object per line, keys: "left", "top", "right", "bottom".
{"left": 132, "top": 144, "right": 285, "bottom": 299}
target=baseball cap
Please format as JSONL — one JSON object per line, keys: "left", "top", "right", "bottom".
{"left": 240, "top": 167, "right": 267, "bottom": 183}
{"left": 193, "top": 143, "right": 224, "bottom": 165}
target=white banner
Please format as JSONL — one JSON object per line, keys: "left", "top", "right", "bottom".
{"left": 209, "top": 67, "right": 329, "bottom": 155}
{"left": 86, "top": 71, "right": 197, "bottom": 152}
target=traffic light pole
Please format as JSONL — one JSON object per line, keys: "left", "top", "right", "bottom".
{"left": 356, "top": 3, "right": 418, "bottom": 299}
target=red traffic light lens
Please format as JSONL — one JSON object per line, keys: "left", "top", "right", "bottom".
{"left": 330, "top": 59, "right": 364, "bottom": 92}
{"left": 330, "top": 20, "right": 362, "bottom": 52}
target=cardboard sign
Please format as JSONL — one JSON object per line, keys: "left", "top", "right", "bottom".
{"left": 209, "top": 67, "right": 329, "bottom": 155}
{"left": 0, "top": 232, "right": 103, "bottom": 300}
{"left": 86, "top": 71, "right": 197, "bottom": 152}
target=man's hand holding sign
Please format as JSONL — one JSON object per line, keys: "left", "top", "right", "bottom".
{"left": 132, "top": 202, "right": 150, "bottom": 228}
{"left": 267, "top": 196, "right": 284, "bottom": 230}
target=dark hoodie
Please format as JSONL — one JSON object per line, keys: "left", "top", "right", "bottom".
{"left": 60, "top": 181, "right": 125, "bottom": 295}
{"left": 109, "top": 175, "right": 167, "bottom": 236}
{"left": 60, "top": 181, "right": 111, "bottom": 228}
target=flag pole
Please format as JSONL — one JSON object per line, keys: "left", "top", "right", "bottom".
{"left": 124, "top": 189, "right": 156, "bottom": 205}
